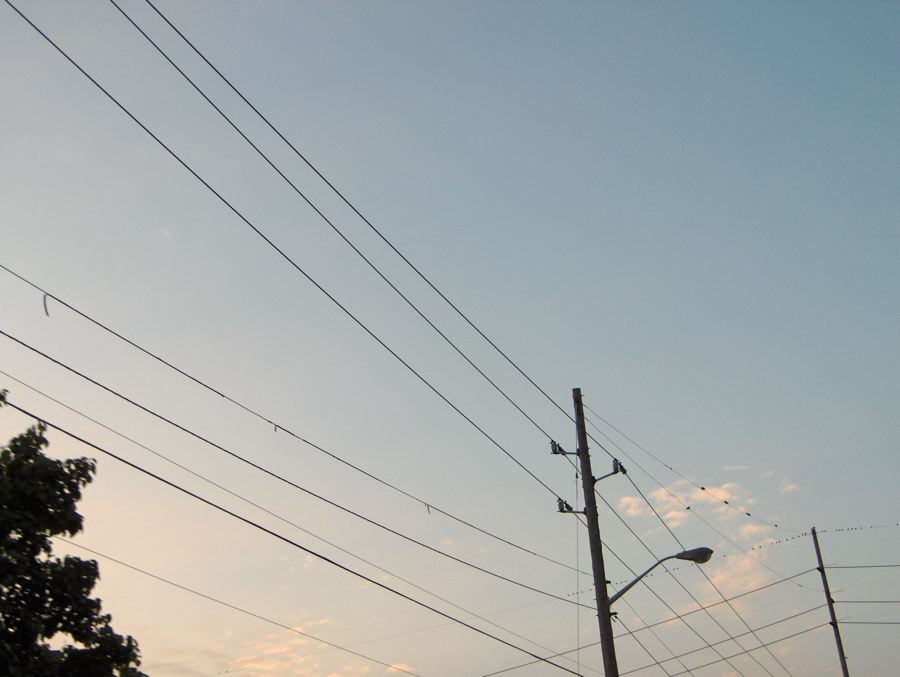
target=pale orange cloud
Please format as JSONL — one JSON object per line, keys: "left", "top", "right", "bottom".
{"left": 620, "top": 478, "right": 776, "bottom": 550}
{"left": 618, "top": 494, "right": 649, "bottom": 518}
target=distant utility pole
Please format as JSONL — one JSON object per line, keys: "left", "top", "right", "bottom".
{"left": 811, "top": 526, "right": 851, "bottom": 677}
{"left": 571, "top": 387, "right": 619, "bottom": 677}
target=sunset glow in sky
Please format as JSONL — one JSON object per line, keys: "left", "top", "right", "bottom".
{"left": 2, "top": 1, "right": 898, "bottom": 675}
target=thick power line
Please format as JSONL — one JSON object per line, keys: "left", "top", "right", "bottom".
{"left": 2, "top": 267, "right": 771, "bottom": 669}
{"left": 0, "top": 262, "right": 585, "bottom": 577}
{"left": 582, "top": 402, "right": 793, "bottom": 531}
{"left": 0, "top": 286, "right": 796, "bottom": 671}
{"left": 107, "top": 0, "right": 558, "bottom": 446}
{"left": 3, "top": 4, "right": 828, "bottom": 673}
{"left": 4, "top": 0, "right": 565, "bottom": 504}
{"left": 52, "top": 538, "right": 419, "bottom": 675}
{"left": 664, "top": 623, "right": 829, "bottom": 677}
{"left": 138, "top": 0, "right": 788, "bottom": 546}
{"left": 1, "top": 399, "right": 583, "bottom": 676}
{"left": 554, "top": 450, "right": 749, "bottom": 674}
{"left": 2, "top": 369, "right": 597, "bottom": 671}
{"left": 0, "top": 330, "right": 593, "bottom": 611}
{"left": 487, "top": 604, "right": 825, "bottom": 677}
{"left": 621, "top": 471, "right": 792, "bottom": 676}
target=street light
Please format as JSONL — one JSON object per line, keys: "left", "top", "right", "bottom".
{"left": 609, "top": 547, "right": 714, "bottom": 606}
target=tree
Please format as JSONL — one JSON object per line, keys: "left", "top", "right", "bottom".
{"left": 0, "top": 391, "right": 147, "bottom": 676}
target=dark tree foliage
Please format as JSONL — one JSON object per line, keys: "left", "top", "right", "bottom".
{"left": 0, "top": 392, "right": 147, "bottom": 676}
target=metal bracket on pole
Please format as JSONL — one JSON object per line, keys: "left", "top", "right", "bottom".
{"left": 594, "top": 458, "right": 626, "bottom": 485}
{"left": 550, "top": 440, "right": 578, "bottom": 456}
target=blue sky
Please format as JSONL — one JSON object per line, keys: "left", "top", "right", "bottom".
{"left": 1, "top": 1, "right": 898, "bottom": 676}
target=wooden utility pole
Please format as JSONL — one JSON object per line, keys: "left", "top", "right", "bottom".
{"left": 573, "top": 387, "right": 619, "bottom": 677}
{"left": 811, "top": 526, "right": 850, "bottom": 677}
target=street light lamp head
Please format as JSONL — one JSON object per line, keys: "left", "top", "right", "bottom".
{"left": 674, "top": 546, "right": 714, "bottom": 564}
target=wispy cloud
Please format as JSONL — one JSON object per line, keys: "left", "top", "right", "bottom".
{"left": 617, "top": 477, "right": 780, "bottom": 548}
{"left": 779, "top": 480, "right": 799, "bottom": 494}
{"left": 703, "top": 550, "right": 772, "bottom": 615}
{"left": 618, "top": 494, "right": 649, "bottom": 518}
{"left": 220, "top": 619, "right": 347, "bottom": 677}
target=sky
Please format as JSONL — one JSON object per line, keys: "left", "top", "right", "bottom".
{"left": 1, "top": 1, "right": 898, "bottom": 676}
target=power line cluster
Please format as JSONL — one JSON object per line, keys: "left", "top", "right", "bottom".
{"left": 581, "top": 402, "right": 796, "bottom": 533}
{"left": 748, "top": 523, "right": 900, "bottom": 552}
{"left": 3, "top": 399, "right": 582, "bottom": 676}
{"left": 1, "top": 1, "right": 891, "bottom": 675}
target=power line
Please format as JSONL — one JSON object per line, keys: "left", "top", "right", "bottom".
{"left": 630, "top": 568, "right": 818, "bottom": 633}
{"left": 748, "top": 523, "right": 900, "bottom": 553}
{"left": 51, "top": 537, "right": 419, "bottom": 676}
{"left": 0, "top": 262, "right": 586, "bottom": 578}
{"left": 582, "top": 401, "right": 793, "bottom": 532}
{"left": 1, "top": 399, "right": 584, "bottom": 676}
{"left": 481, "top": 570, "right": 821, "bottom": 676}
{"left": 653, "top": 495, "right": 821, "bottom": 594}
{"left": 484, "top": 604, "right": 827, "bottom": 677}
{"left": 544, "top": 471, "right": 680, "bottom": 673}
{"left": 5, "top": 4, "right": 821, "bottom": 670}
{"left": 553, "top": 452, "right": 748, "bottom": 674}
{"left": 567, "top": 403, "right": 815, "bottom": 650}
{"left": 304, "top": 569, "right": 817, "bottom": 671}
{"left": 592, "top": 496, "right": 742, "bottom": 672}
{"left": 601, "top": 522, "right": 748, "bottom": 675}
{"left": 0, "top": 294, "right": 788, "bottom": 672}
{"left": 574, "top": 470, "right": 582, "bottom": 675}
{"left": 612, "top": 614, "right": 681, "bottom": 677}
{"left": 0, "top": 331, "right": 593, "bottom": 611}
{"left": 140, "top": 0, "right": 576, "bottom": 435}
{"left": 133, "top": 2, "right": 809, "bottom": 619}
{"left": 827, "top": 565, "right": 900, "bottom": 569}
{"left": 293, "top": 592, "right": 605, "bottom": 666}
{"left": 572, "top": 400, "right": 810, "bottom": 614}
{"left": 619, "top": 606, "right": 826, "bottom": 676}
{"left": 840, "top": 621, "right": 900, "bottom": 625}
{"left": 647, "top": 624, "right": 829, "bottom": 677}
{"left": 4, "top": 0, "right": 564, "bottom": 506}
{"left": 620, "top": 471, "right": 792, "bottom": 676}
{"left": 130, "top": 6, "right": 700, "bottom": 628}
{"left": 1, "top": 369, "right": 598, "bottom": 671}
{"left": 106, "top": 0, "right": 558, "bottom": 449}
{"left": 558, "top": 446, "right": 757, "bottom": 674}
{"left": 574, "top": 461, "right": 753, "bottom": 676}
{"left": 6, "top": 15, "right": 790, "bottom": 670}
{"left": 580, "top": 408, "right": 803, "bottom": 577}
{"left": 137, "top": 0, "right": 763, "bottom": 556}
{"left": 4, "top": 7, "right": 861, "bottom": 675}
{"left": 1, "top": 373, "right": 683, "bottom": 676}
{"left": 579, "top": 470, "right": 683, "bottom": 675}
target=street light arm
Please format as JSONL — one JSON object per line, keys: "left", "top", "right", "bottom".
{"left": 608, "top": 547, "right": 713, "bottom": 607}
{"left": 608, "top": 555, "right": 677, "bottom": 606}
